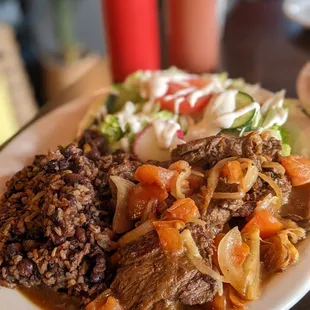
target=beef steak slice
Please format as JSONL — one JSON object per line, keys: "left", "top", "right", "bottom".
{"left": 171, "top": 132, "right": 282, "bottom": 167}
{"left": 111, "top": 231, "right": 217, "bottom": 309}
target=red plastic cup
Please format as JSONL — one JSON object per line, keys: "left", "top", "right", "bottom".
{"left": 102, "top": 0, "right": 161, "bottom": 82}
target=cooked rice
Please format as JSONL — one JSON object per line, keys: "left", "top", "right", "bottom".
{"left": 0, "top": 143, "right": 126, "bottom": 304}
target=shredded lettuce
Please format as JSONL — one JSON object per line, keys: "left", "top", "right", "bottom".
{"left": 279, "top": 126, "right": 291, "bottom": 155}
{"left": 108, "top": 71, "right": 147, "bottom": 113}
{"left": 100, "top": 115, "right": 124, "bottom": 144}
{"left": 268, "top": 125, "right": 291, "bottom": 143}
{"left": 266, "top": 125, "right": 292, "bottom": 156}
{"left": 278, "top": 126, "right": 291, "bottom": 145}
{"left": 282, "top": 144, "right": 291, "bottom": 156}
{"left": 267, "top": 126, "right": 282, "bottom": 141}
{"left": 229, "top": 78, "right": 246, "bottom": 90}
{"left": 155, "top": 110, "right": 174, "bottom": 120}
{"left": 261, "top": 90, "right": 288, "bottom": 128}
{"left": 218, "top": 72, "right": 228, "bottom": 83}
{"left": 123, "top": 70, "right": 145, "bottom": 90}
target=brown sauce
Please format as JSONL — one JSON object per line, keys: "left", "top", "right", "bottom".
{"left": 281, "top": 183, "right": 310, "bottom": 219}
{"left": 18, "top": 286, "right": 80, "bottom": 310}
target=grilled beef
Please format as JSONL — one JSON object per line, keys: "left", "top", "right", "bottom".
{"left": 111, "top": 231, "right": 217, "bottom": 310}
{"left": 109, "top": 133, "right": 290, "bottom": 309}
{"left": 171, "top": 132, "right": 282, "bottom": 167}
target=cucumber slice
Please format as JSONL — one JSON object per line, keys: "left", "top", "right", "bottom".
{"left": 230, "top": 92, "right": 257, "bottom": 129}
{"left": 251, "top": 109, "right": 262, "bottom": 130}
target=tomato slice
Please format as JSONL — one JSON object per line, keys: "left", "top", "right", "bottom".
{"left": 157, "top": 79, "right": 212, "bottom": 114}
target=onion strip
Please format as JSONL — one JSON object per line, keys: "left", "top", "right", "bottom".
{"left": 180, "top": 229, "right": 228, "bottom": 283}
{"left": 238, "top": 158, "right": 258, "bottom": 192}
{"left": 214, "top": 266, "right": 224, "bottom": 297}
{"left": 218, "top": 227, "right": 246, "bottom": 293}
{"left": 191, "top": 170, "right": 205, "bottom": 178}
{"left": 218, "top": 227, "right": 261, "bottom": 300}
{"left": 141, "top": 200, "right": 155, "bottom": 223}
{"left": 188, "top": 255, "right": 228, "bottom": 283}
{"left": 262, "top": 162, "right": 286, "bottom": 175}
{"left": 201, "top": 157, "right": 238, "bottom": 215}
{"left": 170, "top": 163, "right": 191, "bottom": 199}
{"left": 258, "top": 172, "right": 282, "bottom": 210}
{"left": 187, "top": 218, "right": 207, "bottom": 227}
{"left": 110, "top": 176, "right": 135, "bottom": 234}
{"left": 255, "top": 194, "right": 280, "bottom": 215}
{"left": 118, "top": 220, "right": 154, "bottom": 247}
{"left": 242, "top": 228, "right": 261, "bottom": 300}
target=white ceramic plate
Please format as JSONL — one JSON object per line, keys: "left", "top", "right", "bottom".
{"left": 283, "top": 0, "right": 310, "bottom": 29}
{"left": 0, "top": 98, "right": 309, "bottom": 309}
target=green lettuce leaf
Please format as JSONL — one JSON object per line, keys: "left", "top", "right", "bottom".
{"left": 282, "top": 144, "right": 291, "bottom": 156}
{"left": 267, "top": 125, "right": 292, "bottom": 156}
{"left": 100, "top": 115, "right": 124, "bottom": 144}
{"left": 155, "top": 110, "right": 174, "bottom": 120}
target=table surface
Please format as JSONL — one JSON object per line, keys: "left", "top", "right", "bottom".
{"left": 1, "top": 0, "right": 310, "bottom": 308}
{"left": 222, "top": 0, "right": 310, "bottom": 98}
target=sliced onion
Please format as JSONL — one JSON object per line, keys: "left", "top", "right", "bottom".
{"left": 214, "top": 266, "right": 224, "bottom": 297}
{"left": 262, "top": 162, "right": 286, "bottom": 175}
{"left": 141, "top": 200, "right": 156, "bottom": 223}
{"left": 255, "top": 193, "right": 280, "bottom": 215}
{"left": 212, "top": 191, "right": 245, "bottom": 200}
{"left": 188, "top": 255, "right": 228, "bottom": 283}
{"left": 279, "top": 218, "right": 299, "bottom": 229}
{"left": 218, "top": 226, "right": 261, "bottom": 300}
{"left": 180, "top": 229, "right": 228, "bottom": 283}
{"left": 242, "top": 227, "right": 261, "bottom": 300}
{"left": 191, "top": 170, "right": 205, "bottom": 178}
{"left": 118, "top": 220, "right": 154, "bottom": 247}
{"left": 279, "top": 227, "right": 306, "bottom": 244}
{"left": 110, "top": 176, "right": 135, "bottom": 234}
{"left": 201, "top": 157, "right": 238, "bottom": 215}
{"left": 262, "top": 227, "right": 306, "bottom": 273}
{"left": 238, "top": 158, "right": 258, "bottom": 192}
{"left": 218, "top": 227, "right": 246, "bottom": 293}
{"left": 181, "top": 229, "right": 201, "bottom": 257}
{"left": 85, "top": 289, "right": 112, "bottom": 310}
{"left": 170, "top": 163, "right": 191, "bottom": 199}
{"left": 187, "top": 218, "right": 207, "bottom": 227}
{"left": 276, "top": 228, "right": 305, "bottom": 267}
{"left": 258, "top": 172, "right": 283, "bottom": 210}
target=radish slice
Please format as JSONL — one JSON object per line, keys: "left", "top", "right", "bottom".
{"left": 177, "top": 129, "right": 184, "bottom": 139}
{"left": 133, "top": 125, "right": 184, "bottom": 162}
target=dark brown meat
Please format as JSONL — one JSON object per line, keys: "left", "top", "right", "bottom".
{"left": 232, "top": 201, "right": 256, "bottom": 217}
{"left": 78, "top": 128, "right": 108, "bottom": 160}
{"left": 214, "top": 180, "right": 243, "bottom": 213}
{"left": 204, "top": 204, "right": 231, "bottom": 236}
{"left": 107, "top": 159, "right": 141, "bottom": 205}
{"left": 261, "top": 136, "right": 282, "bottom": 161}
{"left": 111, "top": 231, "right": 217, "bottom": 309}
{"left": 94, "top": 152, "right": 140, "bottom": 201}
{"left": 185, "top": 223, "right": 214, "bottom": 262}
{"left": 108, "top": 160, "right": 141, "bottom": 183}
{"left": 263, "top": 170, "right": 292, "bottom": 204}
{"left": 171, "top": 132, "right": 282, "bottom": 167}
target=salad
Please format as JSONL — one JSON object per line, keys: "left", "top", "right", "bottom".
{"left": 87, "top": 68, "right": 292, "bottom": 161}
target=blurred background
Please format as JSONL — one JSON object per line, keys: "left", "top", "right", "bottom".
{"left": 0, "top": 0, "right": 310, "bottom": 146}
